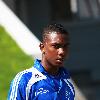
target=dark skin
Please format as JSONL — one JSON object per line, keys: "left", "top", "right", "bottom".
{"left": 39, "top": 32, "right": 70, "bottom": 75}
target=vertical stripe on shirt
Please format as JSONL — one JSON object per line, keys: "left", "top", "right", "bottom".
{"left": 63, "top": 79, "right": 75, "bottom": 96}
{"left": 10, "top": 68, "right": 33, "bottom": 100}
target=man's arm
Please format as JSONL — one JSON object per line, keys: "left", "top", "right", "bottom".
{"left": 8, "top": 73, "right": 26, "bottom": 100}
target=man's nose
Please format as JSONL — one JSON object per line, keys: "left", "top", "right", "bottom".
{"left": 58, "top": 48, "right": 65, "bottom": 56}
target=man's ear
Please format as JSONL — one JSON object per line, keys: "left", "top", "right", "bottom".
{"left": 39, "top": 43, "right": 45, "bottom": 54}
{"left": 39, "top": 42, "right": 44, "bottom": 51}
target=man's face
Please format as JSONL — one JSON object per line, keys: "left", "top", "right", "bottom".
{"left": 43, "top": 32, "right": 70, "bottom": 67}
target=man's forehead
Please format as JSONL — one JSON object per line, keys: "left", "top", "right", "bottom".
{"left": 45, "top": 32, "right": 69, "bottom": 43}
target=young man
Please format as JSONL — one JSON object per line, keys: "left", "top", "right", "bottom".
{"left": 8, "top": 23, "right": 75, "bottom": 100}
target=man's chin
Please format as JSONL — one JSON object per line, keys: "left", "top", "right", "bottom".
{"left": 55, "top": 62, "right": 64, "bottom": 67}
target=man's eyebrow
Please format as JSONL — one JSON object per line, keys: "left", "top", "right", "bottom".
{"left": 51, "top": 42, "right": 70, "bottom": 47}
{"left": 51, "top": 43, "right": 62, "bottom": 45}
{"left": 51, "top": 42, "right": 70, "bottom": 44}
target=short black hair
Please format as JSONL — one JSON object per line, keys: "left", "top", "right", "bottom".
{"left": 42, "top": 23, "right": 69, "bottom": 42}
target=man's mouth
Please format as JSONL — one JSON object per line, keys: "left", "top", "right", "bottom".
{"left": 56, "top": 58, "right": 64, "bottom": 63}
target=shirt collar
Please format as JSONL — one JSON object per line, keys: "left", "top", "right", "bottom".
{"left": 33, "top": 59, "right": 70, "bottom": 79}
{"left": 33, "top": 59, "right": 46, "bottom": 73}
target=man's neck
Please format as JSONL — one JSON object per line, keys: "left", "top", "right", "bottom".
{"left": 41, "top": 59, "right": 59, "bottom": 76}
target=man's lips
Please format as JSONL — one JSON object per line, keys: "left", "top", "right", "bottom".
{"left": 56, "top": 58, "right": 64, "bottom": 62}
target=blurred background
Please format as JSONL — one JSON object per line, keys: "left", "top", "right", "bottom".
{"left": 0, "top": 0, "right": 100, "bottom": 100}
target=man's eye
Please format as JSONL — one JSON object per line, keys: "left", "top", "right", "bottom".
{"left": 53, "top": 45, "right": 60, "bottom": 49}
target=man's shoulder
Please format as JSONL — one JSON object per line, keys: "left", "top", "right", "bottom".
{"left": 13, "top": 67, "right": 47, "bottom": 85}
{"left": 12, "top": 67, "right": 34, "bottom": 84}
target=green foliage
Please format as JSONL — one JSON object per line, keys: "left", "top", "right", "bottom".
{"left": 0, "top": 26, "right": 33, "bottom": 100}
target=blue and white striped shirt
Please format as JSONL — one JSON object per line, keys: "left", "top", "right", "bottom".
{"left": 8, "top": 59, "right": 75, "bottom": 100}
